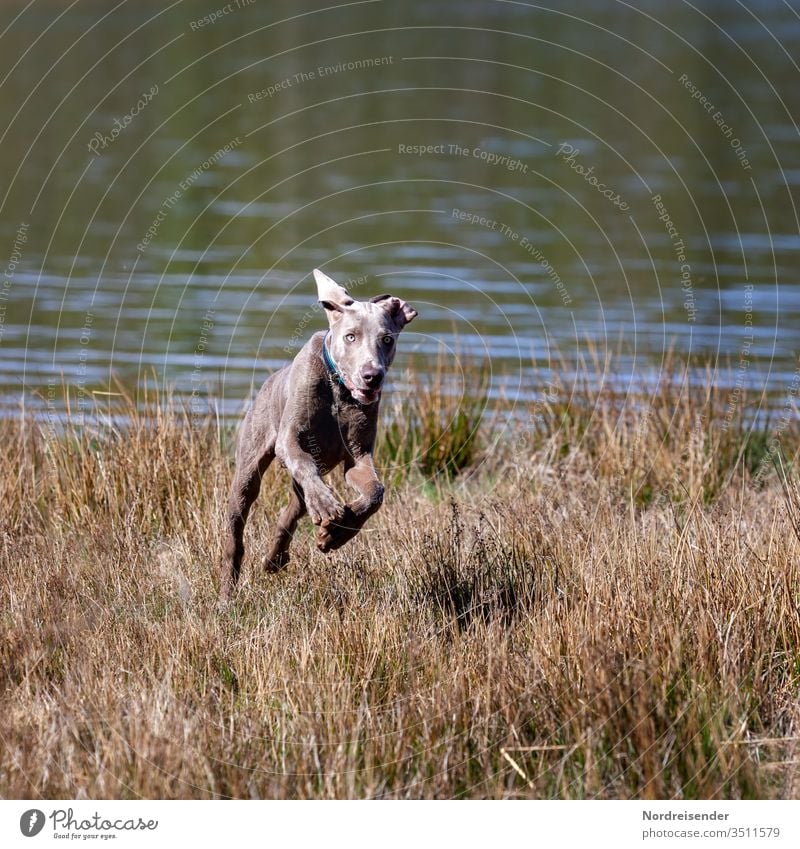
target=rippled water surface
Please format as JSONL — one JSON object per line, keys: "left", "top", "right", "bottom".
{"left": 0, "top": 0, "right": 798, "bottom": 419}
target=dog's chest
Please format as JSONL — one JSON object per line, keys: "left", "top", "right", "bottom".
{"left": 297, "top": 401, "right": 373, "bottom": 471}
{"left": 330, "top": 400, "right": 373, "bottom": 451}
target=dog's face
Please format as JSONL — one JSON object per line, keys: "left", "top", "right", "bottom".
{"left": 314, "top": 268, "right": 417, "bottom": 405}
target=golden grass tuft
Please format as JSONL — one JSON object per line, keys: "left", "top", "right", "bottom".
{"left": 1, "top": 362, "right": 800, "bottom": 799}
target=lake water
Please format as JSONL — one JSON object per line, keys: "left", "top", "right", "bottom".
{"left": 0, "top": 0, "right": 798, "bottom": 421}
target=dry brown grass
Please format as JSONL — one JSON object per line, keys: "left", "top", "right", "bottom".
{"left": 2, "top": 365, "right": 800, "bottom": 799}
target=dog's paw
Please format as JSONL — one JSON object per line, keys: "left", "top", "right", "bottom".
{"left": 316, "top": 522, "right": 335, "bottom": 553}
{"left": 316, "top": 508, "right": 358, "bottom": 553}
{"left": 264, "top": 549, "right": 290, "bottom": 573}
{"left": 316, "top": 517, "right": 348, "bottom": 553}
{"left": 306, "top": 487, "right": 345, "bottom": 525}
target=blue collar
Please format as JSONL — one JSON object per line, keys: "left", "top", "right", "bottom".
{"left": 322, "top": 331, "right": 347, "bottom": 387}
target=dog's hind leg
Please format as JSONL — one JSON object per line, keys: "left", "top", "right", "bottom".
{"left": 220, "top": 448, "right": 274, "bottom": 602}
{"left": 263, "top": 480, "right": 306, "bottom": 573}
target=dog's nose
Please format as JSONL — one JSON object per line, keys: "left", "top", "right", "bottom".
{"left": 360, "top": 367, "right": 384, "bottom": 388}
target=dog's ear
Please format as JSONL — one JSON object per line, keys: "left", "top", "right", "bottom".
{"left": 314, "top": 268, "right": 353, "bottom": 325}
{"left": 370, "top": 293, "right": 418, "bottom": 329}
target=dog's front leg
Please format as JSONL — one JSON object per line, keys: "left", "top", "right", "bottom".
{"left": 275, "top": 431, "right": 345, "bottom": 526}
{"left": 316, "top": 454, "right": 384, "bottom": 553}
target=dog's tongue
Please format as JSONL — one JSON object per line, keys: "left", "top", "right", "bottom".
{"left": 342, "top": 375, "right": 380, "bottom": 404}
{"left": 354, "top": 386, "right": 380, "bottom": 404}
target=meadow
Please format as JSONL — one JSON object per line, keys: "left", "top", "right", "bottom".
{"left": 2, "top": 358, "right": 800, "bottom": 799}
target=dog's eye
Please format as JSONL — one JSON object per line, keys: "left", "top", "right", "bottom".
{"left": 382, "top": 335, "right": 394, "bottom": 345}
{"left": 344, "top": 333, "right": 356, "bottom": 343}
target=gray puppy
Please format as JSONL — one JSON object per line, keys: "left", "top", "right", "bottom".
{"left": 220, "top": 269, "right": 418, "bottom": 601}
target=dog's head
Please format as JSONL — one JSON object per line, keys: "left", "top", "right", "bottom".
{"left": 314, "top": 268, "right": 417, "bottom": 405}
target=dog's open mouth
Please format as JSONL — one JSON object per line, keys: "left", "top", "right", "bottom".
{"left": 350, "top": 386, "right": 381, "bottom": 405}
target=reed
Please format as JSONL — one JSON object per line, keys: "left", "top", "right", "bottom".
{"left": 1, "top": 361, "right": 799, "bottom": 799}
